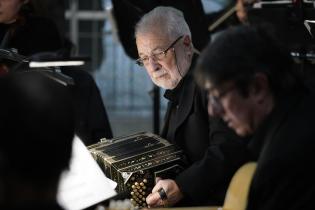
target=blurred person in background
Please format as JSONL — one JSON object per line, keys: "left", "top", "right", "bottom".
{"left": 0, "top": 0, "right": 113, "bottom": 145}
{"left": 0, "top": 0, "right": 63, "bottom": 56}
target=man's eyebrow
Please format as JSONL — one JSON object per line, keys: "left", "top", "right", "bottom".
{"left": 151, "top": 46, "right": 164, "bottom": 52}
{"left": 138, "top": 47, "right": 165, "bottom": 57}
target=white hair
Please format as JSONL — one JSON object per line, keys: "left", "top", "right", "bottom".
{"left": 135, "top": 6, "right": 192, "bottom": 40}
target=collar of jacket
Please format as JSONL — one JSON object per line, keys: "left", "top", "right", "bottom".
{"left": 248, "top": 87, "right": 307, "bottom": 161}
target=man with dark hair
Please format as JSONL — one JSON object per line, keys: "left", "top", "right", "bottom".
{"left": 0, "top": 71, "right": 75, "bottom": 210}
{"left": 195, "top": 25, "right": 315, "bottom": 210}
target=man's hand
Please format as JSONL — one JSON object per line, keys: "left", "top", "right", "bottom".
{"left": 146, "top": 177, "right": 183, "bottom": 208}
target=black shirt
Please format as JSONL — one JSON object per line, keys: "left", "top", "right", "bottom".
{"left": 163, "top": 76, "right": 186, "bottom": 143}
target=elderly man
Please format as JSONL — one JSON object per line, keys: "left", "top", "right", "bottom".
{"left": 135, "top": 6, "right": 249, "bottom": 207}
{"left": 195, "top": 25, "right": 315, "bottom": 210}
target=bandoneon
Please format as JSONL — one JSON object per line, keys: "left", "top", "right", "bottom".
{"left": 88, "top": 132, "right": 186, "bottom": 208}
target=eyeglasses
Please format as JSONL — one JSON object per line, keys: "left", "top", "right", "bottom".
{"left": 208, "top": 84, "right": 236, "bottom": 113}
{"left": 136, "top": 35, "right": 183, "bottom": 66}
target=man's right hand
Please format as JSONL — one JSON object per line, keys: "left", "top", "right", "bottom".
{"left": 146, "top": 177, "right": 183, "bottom": 208}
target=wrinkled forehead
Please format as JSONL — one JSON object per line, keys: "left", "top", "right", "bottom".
{"left": 136, "top": 32, "right": 172, "bottom": 55}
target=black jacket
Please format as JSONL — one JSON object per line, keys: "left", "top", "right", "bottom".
{"left": 161, "top": 63, "right": 249, "bottom": 206}
{"left": 0, "top": 16, "right": 63, "bottom": 55}
{"left": 247, "top": 87, "right": 315, "bottom": 210}
{"left": 62, "top": 68, "right": 112, "bottom": 144}
{"left": 62, "top": 68, "right": 113, "bottom": 145}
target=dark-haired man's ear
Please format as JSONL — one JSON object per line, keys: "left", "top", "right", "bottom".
{"left": 250, "top": 72, "right": 270, "bottom": 105}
